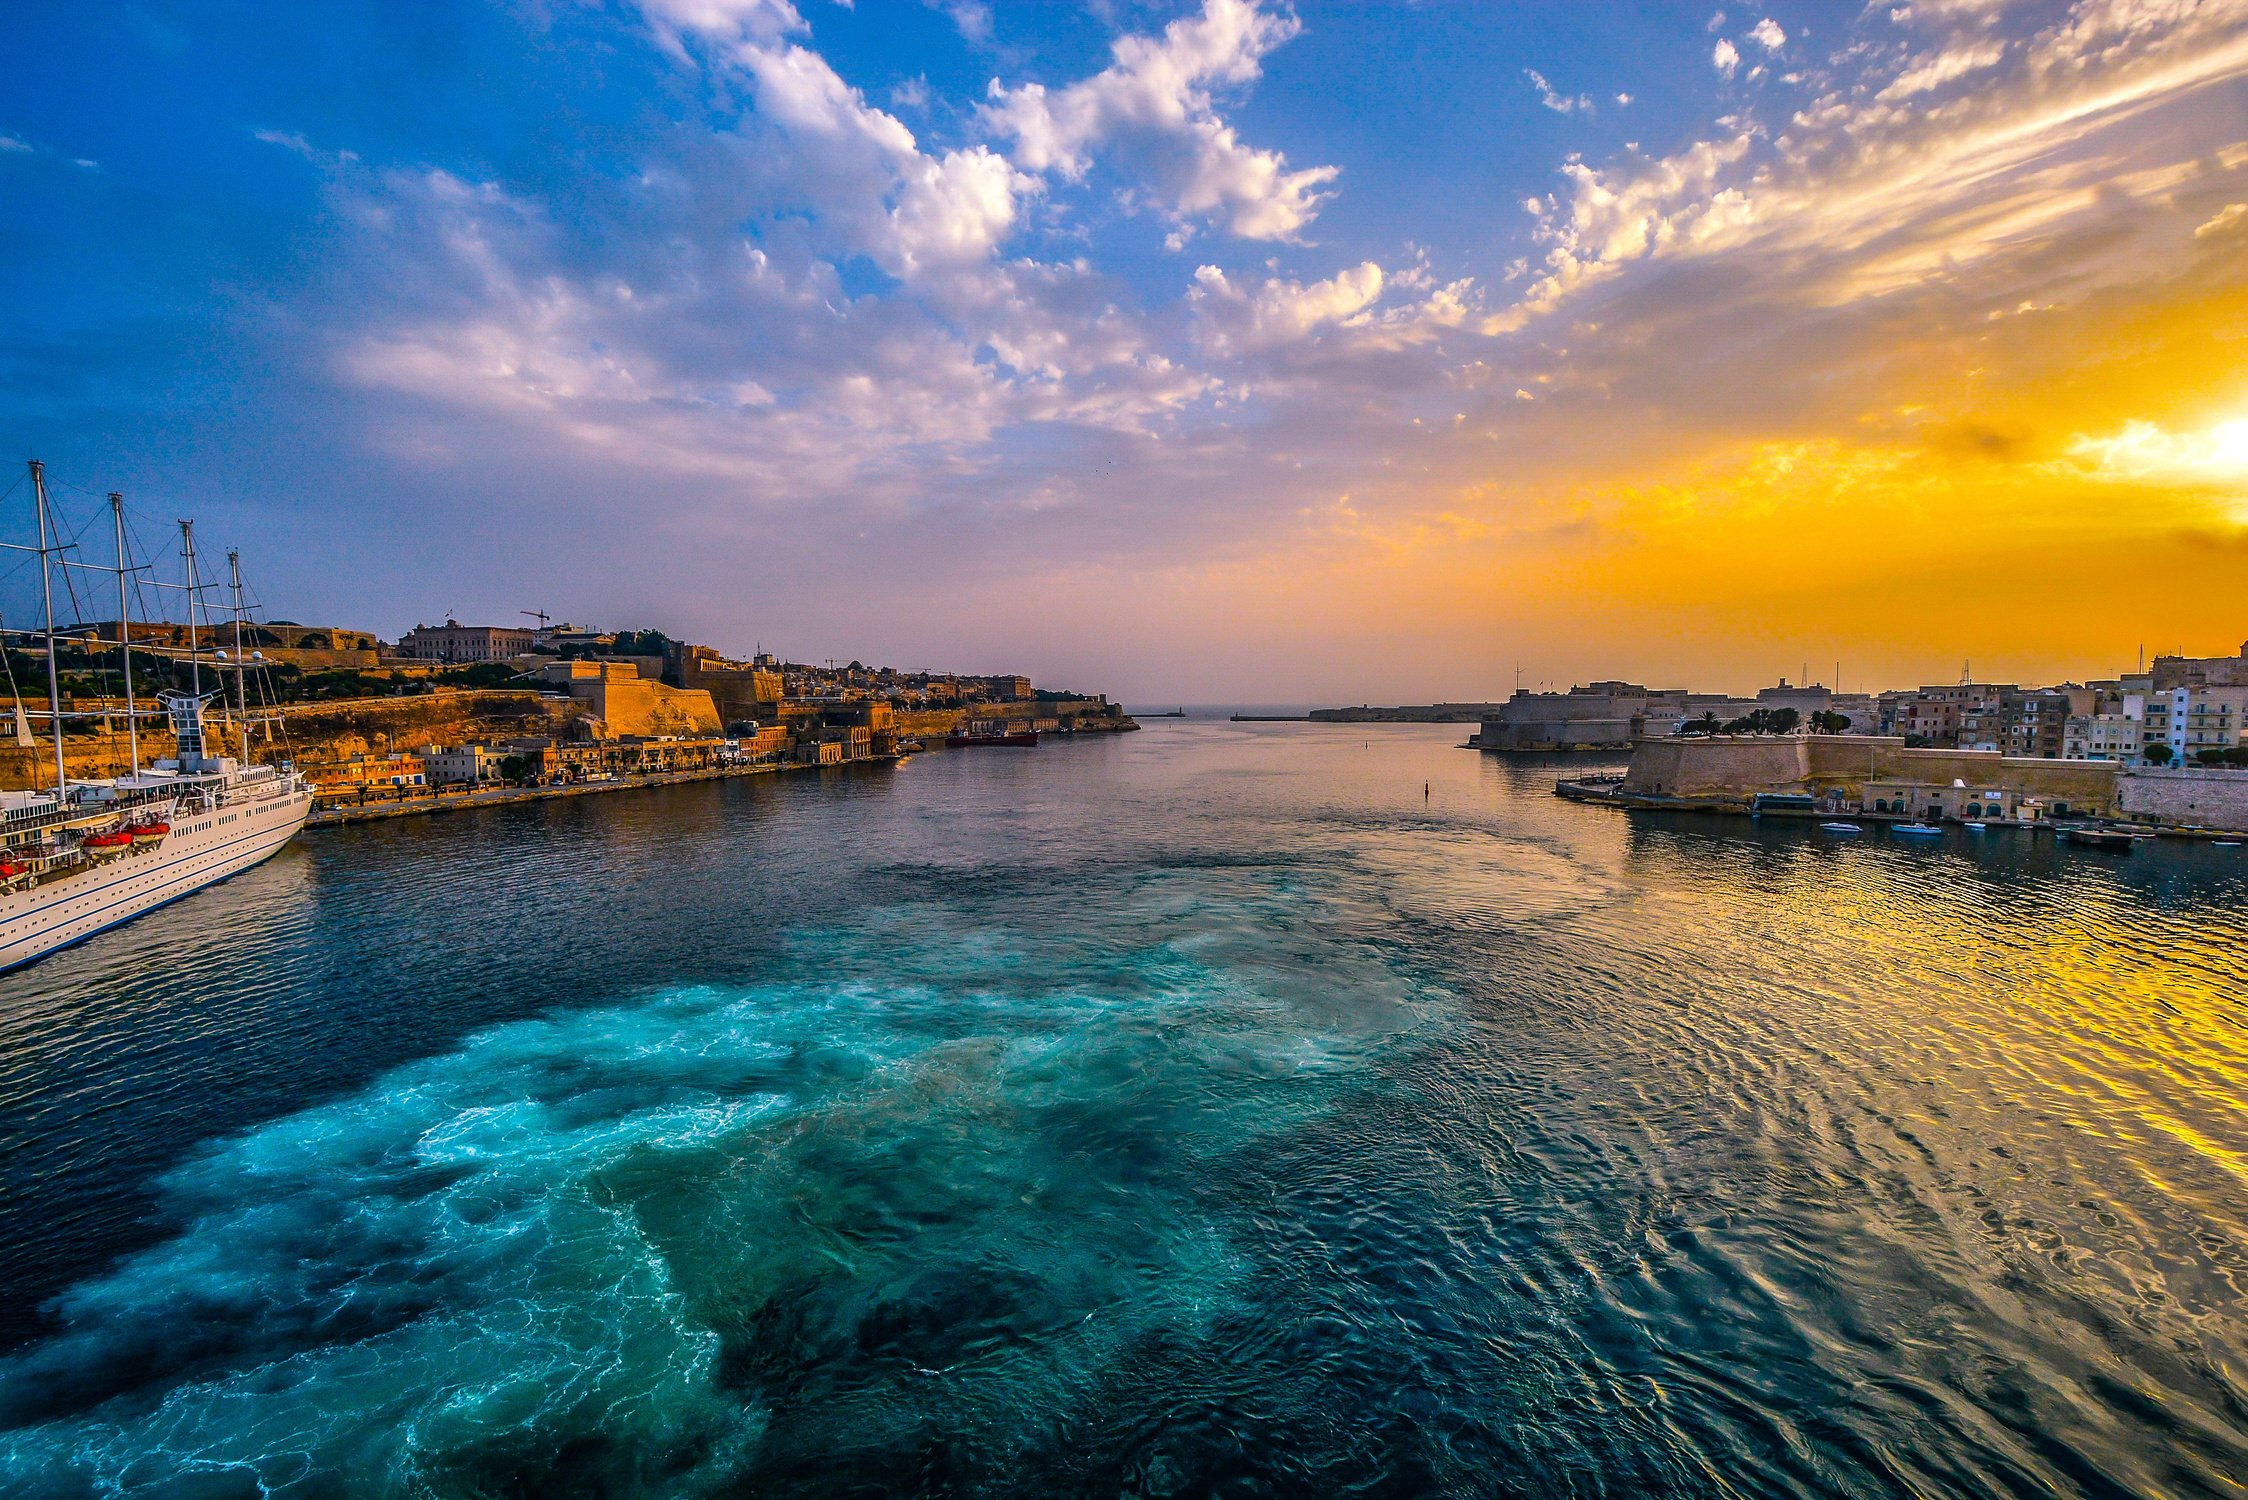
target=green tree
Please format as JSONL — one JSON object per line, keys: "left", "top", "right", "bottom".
{"left": 2143, "top": 743, "right": 2174, "bottom": 766}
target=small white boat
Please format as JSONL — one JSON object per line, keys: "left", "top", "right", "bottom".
{"left": 2212, "top": 840, "right": 2240, "bottom": 848}
{"left": 1892, "top": 823, "right": 1945, "bottom": 838}
{"left": 1964, "top": 822, "right": 1990, "bottom": 833}
{"left": 1817, "top": 821, "right": 1862, "bottom": 835}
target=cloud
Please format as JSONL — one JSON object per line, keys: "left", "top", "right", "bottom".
{"left": 983, "top": 0, "right": 1338, "bottom": 240}
{"left": 638, "top": 0, "right": 804, "bottom": 50}
{"left": 1877, "top": 38, "right": 2007, "bottom": 99}
{"left": 0, "top": 134, "right": 29, "bottom": 153}
{"left": 925, "top": 0, "right": 992, "bottom": 45}
{"left": 1526, "top": 68, "right": 1593, "bottom": 114}
{"left": 2196, "top": 201, "right": 2248, "bottom": 237}
{"left": 1191, "top": 260, "right": 1384, "bottom": 351}
{"left": 1713, "top": 38, "right": 1741, "bottom": 76}
{"left": 2067, "top": 415, "right": 2248, "bottom": 489}
{"left": 1498, "top": 0, "right": 2248, "bottom": 326}
{"left": 1748, "top": 18, "right": 1786, "bottom": 50}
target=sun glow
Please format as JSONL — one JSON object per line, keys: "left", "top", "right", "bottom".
{"left": 2068, "top": 413, "right": 2248, "bottom": 491}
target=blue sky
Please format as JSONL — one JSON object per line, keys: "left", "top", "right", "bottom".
{"left": 5, "top": 2, "right": 2246, "bottom": 699}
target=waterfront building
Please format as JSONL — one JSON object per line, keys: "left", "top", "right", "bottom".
{"left": 2159, "top": 684, "right": 2248, "bottom": 762}
{"left": 397, "top": 619, "right": 539, "bottom": 664}
{"left": 2063, "top": 710, "right": 2146, "bottom": 763}
{"left": 1898, "top": 683, "right": 2013, "bottom": 747}
{"left": 423, "top": 743, "right": 507, "bottom": 788}
{"left": 1478, "top": 682, "right": 1700, "bottom": 751}
{"left": 308, "top": 751, "right": 426, "bottom": 792}
{"left": 1861, "top": 779, "right": 2051, "bottom": 824}
{"left": 2150, "top": 640, "right": 2248, "bottom": 689}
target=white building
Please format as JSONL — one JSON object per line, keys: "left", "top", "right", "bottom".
{"left": 423, "top": 743, "right": 506, "bottom": 787}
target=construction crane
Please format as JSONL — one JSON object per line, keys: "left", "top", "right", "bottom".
{"left": 521, "top": 609, "right": 552, "bottom": 633}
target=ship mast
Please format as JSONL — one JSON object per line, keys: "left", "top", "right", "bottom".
{"left": 112, "top": 494, "right": 140, "bottom": 774}
{"left": 228, "top": 550, "right": 248, "bottom": 759}
{"left": 30, "top": 463, "right": 67, "bottom": 794}
{"left": 179, "top": 519, "right": 201, "bottom": 703}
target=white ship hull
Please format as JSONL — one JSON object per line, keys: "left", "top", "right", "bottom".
{"left": 0, "top": 783, "right": 314, "bottom": 973}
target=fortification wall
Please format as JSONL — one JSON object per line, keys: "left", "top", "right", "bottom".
{"left": 1622, "top": 736, "right": 1810, "bottom": 797}
{"left": 1802, "top": 739, "right": 2119, "bottom": 812}
{"left": 574, "top": 677, "right": 722, "bottom": 737}
{"left": 1623, "top": 735, "right": 2122, "bottom": 813}
{"left": 2116, "top": 768, "right": 2248, "bottom": 830}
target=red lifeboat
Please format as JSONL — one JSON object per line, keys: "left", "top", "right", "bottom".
{"left": 131, "top": 822, "right": 169, "bottom": 846}
{"left": 0, "top": 859, "right": 26, "bottom": 884}
{"left": 81, "top": 829, "right": 136, "bottom": 858}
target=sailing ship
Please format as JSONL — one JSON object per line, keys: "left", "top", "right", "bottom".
{"left": 0, "top": 461, "right": 314, "bottom": 972}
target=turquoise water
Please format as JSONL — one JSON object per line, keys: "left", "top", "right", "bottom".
{"left": 2, "top": 722, "right": 2247, "bottom": 1495}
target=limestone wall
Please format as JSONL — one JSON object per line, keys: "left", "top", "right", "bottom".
{"left": 571, "top": 676, "right": 722, "bottom": 737}
{"left": 2116, "top": 768, "right": 2248, "bottom": 830}
{"left": 1622, "top": 736, "right": 1810, "bottom": 797}
{"left": 0, "top": 689, "right": 586, "bottom": 788}
{"left": 1801, "top": 739, "right": 2119, "bottom": 813}
{"left": 1622, "top": 734, "right": 2121, "bottom": 813}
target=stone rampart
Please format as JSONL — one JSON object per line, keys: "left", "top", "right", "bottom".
{"left": 1622, "top": 736, "right": 1810, "bottom": 798}
{"left": 2116, "top": 768, "right": 2248, "bottom": 830}
{"left": 1623, "top": 734, "right": 2121, "bottom": 813}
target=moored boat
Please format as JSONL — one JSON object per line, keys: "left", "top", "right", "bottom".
{"left": 2063, "top": 826, "right": 2148, "bottom": 851}
{"left": 1891, "top": 822, "right": 1945, "bottom": 838}
{"left": 947, "top": 727, "right": 1039, "bottom": 748}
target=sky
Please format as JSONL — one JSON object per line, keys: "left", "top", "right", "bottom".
{"left": 4, "top": 0, "right": 2247, "bottom": 702}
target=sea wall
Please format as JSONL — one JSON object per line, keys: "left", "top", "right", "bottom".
{"left": 1622, "top": 734, "right": 2122, "bottom": 813}
{"left": 2116, "top": 768, "right": 2248, "bottom": 830}
{"left": 1622, "top": 736, "right": 1810, "bottom": 798}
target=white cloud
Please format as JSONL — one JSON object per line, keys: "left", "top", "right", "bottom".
{"left": 1713, "top": 38, "right": 1741, "bottom": 76}
{"left": 1495, "top": 0, "right": 2248, "bottom": 327}
{"left": 1876, "top": 38, "right": 2005, "bottom": 99}
{"left": 2196, "top": 201, "right": 2248, "bottom": 237}
{"left": 984, "top": 0, "right": 1338, "bottom": 240}
{"left": 926, "top": 0, "right": 992, "bottom": 45}
{"left": 1748, "top": 18, "right": 1786, "bottom": 50}
{"left": 886, "top": 145, "right": 1031, "bottom": 275}
{"left": 0, "top": 134, "right": 30, "bottom": 153}
{"left": 638, "top": 0, "right": 803, "bottom": 49}
{"left": 1527, "top": 68, "right": 1592, "bottom": 114}
{"left": 1191, "top": 260, "right": 1385, "bottom": 351}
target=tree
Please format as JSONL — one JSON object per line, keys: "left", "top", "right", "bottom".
{"left": 2143, "top": 743, "right": 2174, "bottom": 766}
{"left": 1688, "top": 711, "right": 1721, "bottom": 736}
{"left": 1766, "top": 707, "right": 1801, "bottom": 735}
{"left": 1808, "top": 710, "right": 1852, "bottom": 735}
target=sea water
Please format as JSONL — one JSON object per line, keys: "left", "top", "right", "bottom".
{"left": 1, "top": 722, "right": 2245, "bottom": 1495}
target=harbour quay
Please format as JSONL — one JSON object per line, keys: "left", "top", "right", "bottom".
{"left": 1556, "top": 733, "right": 2248, "bottom": 839}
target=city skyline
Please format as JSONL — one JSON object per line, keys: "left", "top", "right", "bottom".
{"left": 7, "top": 0, "right": 2248, "bottom": 701}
